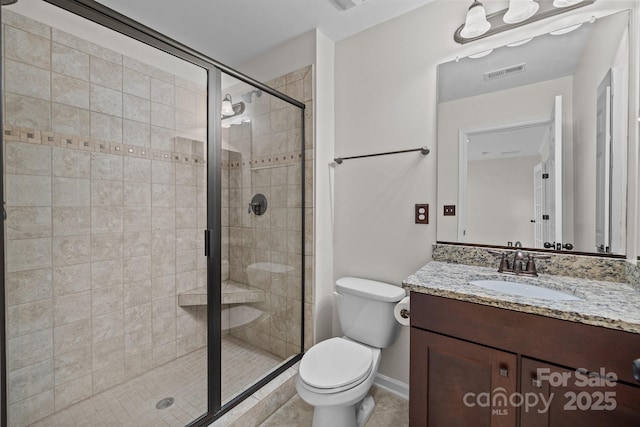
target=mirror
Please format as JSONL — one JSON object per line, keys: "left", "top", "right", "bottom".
{"left": 436, "top": 10, "right": 630, "bottom": 255}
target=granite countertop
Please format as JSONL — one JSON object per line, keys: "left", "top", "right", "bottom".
{"left": 403, "top": 261, "right": 640, "bottom": 334}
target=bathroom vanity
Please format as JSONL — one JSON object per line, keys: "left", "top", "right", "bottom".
{"left": 404, "top": 261, "right": 640, "bottom": 427}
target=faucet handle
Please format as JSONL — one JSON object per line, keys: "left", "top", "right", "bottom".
{"left": 524, "top": 255, "right": 538, "bottom": 276}
{"left": 487, "top": 250, "right": 510, "bottom": 272}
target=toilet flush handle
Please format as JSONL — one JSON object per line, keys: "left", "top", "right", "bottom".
{"left": 333, "top": 292, "right": 344, "bottom": 310}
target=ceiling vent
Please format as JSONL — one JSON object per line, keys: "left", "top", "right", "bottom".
{"left": 484, "top": 63, "right": 526, "bottom": 81}
{"left": 333, "top": 0, "right": 367, "bottom": 11}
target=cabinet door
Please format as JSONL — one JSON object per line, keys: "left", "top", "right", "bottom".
{"left": 410, "top": 328, "right": 517, "bottom": 427}
{"left": 521, "top": 357, "right": 640, "bottom": 427}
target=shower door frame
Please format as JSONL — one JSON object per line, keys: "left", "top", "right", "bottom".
{"left": 0, "top": 1, "right": 306, "bottom": 425}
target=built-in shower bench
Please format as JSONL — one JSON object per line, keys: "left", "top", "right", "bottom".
{"left": 177, "top": 280, "right": 266, "bottom": 307}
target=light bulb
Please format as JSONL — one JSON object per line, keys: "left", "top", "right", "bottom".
{"left": 549, "top": 23, "right": 582, "bottom": 35}
{"left": 221, "top": 94, "right": 234, "bottom": 116}
{"left": 460, "top": 1, "right": 491, "bottom": 38}
{"left": 503, "top": 0, "right": 539, "bottom": 24}
{"left": 468, "top": 49, "right": 493, "bottom": 59}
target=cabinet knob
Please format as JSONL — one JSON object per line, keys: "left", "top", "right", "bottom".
{"left": 532, "top": 378, "right": 542, "bottom": 388}
{"left": 633, "top": 358, "right": 640, "bottom": 381}
{"left": 499, "top": 368, "right": 509, "bottom": 378}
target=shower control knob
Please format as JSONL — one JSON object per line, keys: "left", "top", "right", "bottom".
{"left": 248, "top": 194, "right": 268, "bottom": 216}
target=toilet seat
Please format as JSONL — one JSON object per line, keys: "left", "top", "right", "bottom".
{"left": 299, "top": 338, "right": 374, "bottom": 394}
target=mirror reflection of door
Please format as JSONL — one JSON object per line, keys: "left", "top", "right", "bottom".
{"left": 533, "top": 163, "right": 543, "bottom": 247}
{"left": 459, "top": 96, "right": 562, "bottom": 249}
{"left": 546, "top": 95, "right": 563, "bottom": 248}
{"left": 596, "top": 67, "right": 625, "bottom": 254}
{"left": 596, "top": 71, "right": 612, "bottom": 253}
{"left": 459, "top": 120, "right": 549, "bottom": 247}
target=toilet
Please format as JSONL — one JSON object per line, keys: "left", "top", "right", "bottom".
{"left": 296, "top": 277, "right": 406, "bottom": 427}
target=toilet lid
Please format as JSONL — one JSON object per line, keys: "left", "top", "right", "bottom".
{"left": 299, "top": 338, "right": 373, "bottom": 390}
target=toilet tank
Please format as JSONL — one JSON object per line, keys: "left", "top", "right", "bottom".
{"left": 335, "top": 277, "right": 406, "bottom": 348}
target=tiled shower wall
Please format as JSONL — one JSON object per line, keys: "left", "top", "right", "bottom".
{"left": 222, "top": 66, "right": 314, "bottom": 358}
{"left": 2, "top": 10, "right": 208, "bottom": 426}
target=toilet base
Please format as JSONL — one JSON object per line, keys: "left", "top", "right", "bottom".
{"left": 311, "top": 394, "right": 375, "bottom": 427}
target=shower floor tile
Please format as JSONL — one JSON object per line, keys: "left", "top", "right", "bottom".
{"left": 27, "top": 336, "right": 283, "bottom": 427}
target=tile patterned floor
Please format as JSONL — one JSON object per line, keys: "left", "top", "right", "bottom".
{"left": 27, "top": 336, "right": 282, "bottom": 427}
{"left": 260, "top": 385, "right": 409, "bottom": 427}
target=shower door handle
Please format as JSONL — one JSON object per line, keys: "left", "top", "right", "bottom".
{"left": 204, "top": 229, "right": 211, "bottom": 257}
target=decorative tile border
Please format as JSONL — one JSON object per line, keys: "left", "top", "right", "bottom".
{"left": 222, "top": 152, "right": 303, "bottom": 170}
{"left": 3, "top": 126, "right": 206, "bottom": 165}
{"left": 3, "top": 126, "right": 305, "bottom": 170}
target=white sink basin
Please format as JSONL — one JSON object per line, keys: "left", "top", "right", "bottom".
{"left": 469, "top": 280, "right": 581, "bottom": 301}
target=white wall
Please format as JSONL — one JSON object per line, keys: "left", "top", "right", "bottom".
{"left": 313, "top": 31, "right": 336, "bottom": 344}
{"left": 236, "top": 29, "right": 316, "bottom": 84}
{"left": 467, "top": 156, "right": 540, "bottom": 247}
{"left": 334, "top": 0, "right": 639, "bottom": 386}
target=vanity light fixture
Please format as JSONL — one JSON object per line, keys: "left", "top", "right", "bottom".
{"left": 460, "top": 0, "right": 491, "bottom": 38}
{"left": 455, "top": 0, "right": 595, "bottom": 44}
{"left": 221, "top": 93, "right": 246, "bottom": 119}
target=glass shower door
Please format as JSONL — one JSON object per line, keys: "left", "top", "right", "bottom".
{"left": 219, "top": 72, "right": 304, "bottom": 405}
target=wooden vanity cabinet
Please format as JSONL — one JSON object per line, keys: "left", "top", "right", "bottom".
{"left": 411, "top": 329, "right": 517, "bottom": 427}
{"left": 409, "top": 292, "right": 640, "bottom": 427}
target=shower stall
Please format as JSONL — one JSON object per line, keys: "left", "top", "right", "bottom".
{"left": 0, "top": 1, "right": 307, "bottom": 426}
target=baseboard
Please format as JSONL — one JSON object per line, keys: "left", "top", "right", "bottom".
{"left": 374, "top": 373, "right": 409, "bottom": 400}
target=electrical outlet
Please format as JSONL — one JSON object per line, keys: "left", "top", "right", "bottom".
{"left": 443, "top": 205, "right": 456, "bottom": 216}
{"left": 415, "top": 204, "right": 429, "bottom": 224}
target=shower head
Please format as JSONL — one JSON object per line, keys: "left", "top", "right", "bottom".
{"left": 241, "top": 89, "right": 262, "bottom": 103}
{"left": 2, "top": 0, "right": 18, "bottom": 5}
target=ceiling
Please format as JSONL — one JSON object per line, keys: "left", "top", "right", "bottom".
{"left": 466, "top": 123, "right": 550, "bottom": 162}
{"left": 95, "top": 0, "right": 435, "bottom": 67}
